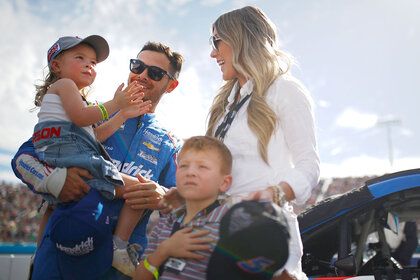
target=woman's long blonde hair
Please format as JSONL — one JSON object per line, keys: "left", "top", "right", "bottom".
{"left": 206, "top": 6, "right": 293, "bottom": 164}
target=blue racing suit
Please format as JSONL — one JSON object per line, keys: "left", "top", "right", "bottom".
{"left": 11, "top": 113, "right": 181, "bottom": 280}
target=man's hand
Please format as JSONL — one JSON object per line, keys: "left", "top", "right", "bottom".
{"left": 159, "top": 187, "right": 185, "bottom": 214}
{"left": 58, "top": 167, "right": 91, "bottom": 202}
{"left": 123, "top": 174, "right": 168, "bottom": 210}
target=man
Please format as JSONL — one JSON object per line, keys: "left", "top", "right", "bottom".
{"left": 11, "top": 41, "right": 183, "bottom": 279}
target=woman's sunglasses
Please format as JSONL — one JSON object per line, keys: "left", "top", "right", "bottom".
{"left": 209, "top": 35, "right": 222, "bottom": 51}
{"left": 129, "top": 59, "right": 175, "bottom": 81}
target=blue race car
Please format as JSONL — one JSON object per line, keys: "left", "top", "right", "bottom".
{"left": 299, "top": 168, "right": 420, "bottom": 280}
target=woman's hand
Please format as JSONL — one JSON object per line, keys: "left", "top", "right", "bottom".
{"left": 243, "top": 187, "right": 275, "bottom": 202}
{"left": 243, "top": 182, "right": 295, "bottom": 204}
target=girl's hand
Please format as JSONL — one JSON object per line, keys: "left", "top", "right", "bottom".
{"left": 113, "top": 81, "right": 144, "bottom": 110}
{"left": 120, "top": 99, "right": 152, "bottom": 119}
{"left": 160, "top": 228, "right": 213, "bottom": 259}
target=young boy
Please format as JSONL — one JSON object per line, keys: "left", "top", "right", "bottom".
{"left": 134, "top": 136, "right": 232, "bottom": 280}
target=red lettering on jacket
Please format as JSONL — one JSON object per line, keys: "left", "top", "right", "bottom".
{"left": 32, "top": 126, "right": 62, "bottom": 143}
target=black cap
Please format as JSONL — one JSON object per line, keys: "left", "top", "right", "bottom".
{"left": 207, "top": 200, "right": 290, "bottom": 279}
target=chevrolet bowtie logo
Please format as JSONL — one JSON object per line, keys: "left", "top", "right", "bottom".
{"left": 142, "top": 142, "right": 159, "bottom": 151}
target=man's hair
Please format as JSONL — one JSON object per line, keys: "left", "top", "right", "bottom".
{"left": 178, "top": 136, "right": 232, "bottom": 175}
{"left": 140, "top": 41, "right": 183, "bottom": 79}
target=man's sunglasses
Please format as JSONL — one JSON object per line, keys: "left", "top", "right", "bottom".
{"left": 209, "top": 35, "right": 222, "bottom": 51}
{"left": 129, "top": 59, "right": 175, "bottom": 81}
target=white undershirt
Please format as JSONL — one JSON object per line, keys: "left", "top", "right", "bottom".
{"left": 37, "top": 93, "right": 95, "bottom": 139}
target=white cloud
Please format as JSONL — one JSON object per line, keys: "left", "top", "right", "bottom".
{"left": 0, "top": 170, "right": 21, "bottom": 185}
{"left": 1, "top": 0, "right": 420, "bottom": 183}
{"left": 0, "top": 154, "right": 13, "bottom": 167}
{"left": 318, "top": 100, "right": 329, "bottom": 108}
{"left": 335, "top": 108, "right": 378, "bottom": 130}
{"left": 400, "top": 128, "right": 413, "bottom": 136}
{"left": 320, "top": 155, "right": 420, "bottom": 178}
{"left": 330, "top": 147, "right": 342, "bottom": 156}
{"left": 171, "top": 0, "right": 193, "bottom": 5}
{"left": 201, "top": 0, "right": 225, "bottom": 6}
{"left": 155, "top": 66, "right": 210, "bottom": 140}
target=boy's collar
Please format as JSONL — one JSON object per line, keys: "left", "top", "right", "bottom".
{"left": 173, "top": 200, "right": 221, "bottom": 226}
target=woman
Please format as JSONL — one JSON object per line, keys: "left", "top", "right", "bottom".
{"left": 206, "top": 6, "right": 320, "bottom": 279}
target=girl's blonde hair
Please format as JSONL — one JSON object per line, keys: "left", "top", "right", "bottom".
{"left": 206, "top": 6, "right": 293, "bottom": 164}
{"left": 34, "top": 70, "right": 61, "bottom": 107}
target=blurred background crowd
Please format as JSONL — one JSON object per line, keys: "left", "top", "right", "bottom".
{"left": 1, "top": 182, "right": 43, "bottom": 243}
{"left": 1, "top": 176, "right": 376, "bottom": 243}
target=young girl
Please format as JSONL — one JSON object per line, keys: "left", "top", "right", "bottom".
{"left": 33, "top": 35, "right": 152, "bottom": 277}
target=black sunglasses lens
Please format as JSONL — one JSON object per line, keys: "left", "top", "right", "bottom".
{"left": 211, "top": 36, "right": 220, "bottom": 50}
{"left": 130, "top": 59, "right": 145, "bottom": 74}
{"left": 213, "top": 37, "right": 218, "bottom": 50}
{"left": 130, "top": 59, "right": 170, "bottom": 81}
{"left": 148, "top": 67, "right": 165, "bottom": 81}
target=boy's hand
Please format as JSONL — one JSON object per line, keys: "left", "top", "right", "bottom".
{"left": 113, "top": 81, "right": 144, "bottom": 110}
{"left": 160, "top": 228, "right": 213, "bottom": 259}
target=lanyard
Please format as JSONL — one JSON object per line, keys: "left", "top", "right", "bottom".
{"left": 214, "top": 93, "right": 251, "bottom": 142}
{"left": 171, "top": 200, "right": 221, "bottom": 235}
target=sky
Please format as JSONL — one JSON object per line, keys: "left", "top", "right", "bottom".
{"left": 1, "top": 0, "right": 419, "bottom": 184}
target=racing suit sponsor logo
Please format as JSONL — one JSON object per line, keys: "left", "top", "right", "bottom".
{"left": 103, "top": 144, "right": 113, "bottom": 151}
{"left": 47, "top": 42, "right": 61, "bottom": 63}
{"left": 138, "top": 150, "right": 158, "bottom": 165}
{"left": 237, "top": 257, "right": 274, "bottom": 273}
{"left": 93, "top": 202, "right": 104, "bottom": 221}
{"left": 18, "top": 159, "right": 44, "bottom": 180}
{"left": 32, "top": 126, "right": 62, "bottom": 143}
{"left": 143, "top": 130, "right": 163, "bottom": 145}
{"left": 142, "top": 141, "right": 159, "bottom": 152}
{"left": 114, "top": 160, "right": 154, "bottom": 180}
{"left": 56, "top": 237, "right": 94, "bottom": 256}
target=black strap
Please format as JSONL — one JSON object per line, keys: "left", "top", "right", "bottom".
{"left": 214, "top": 93, "right": 251, "bottom": 142}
